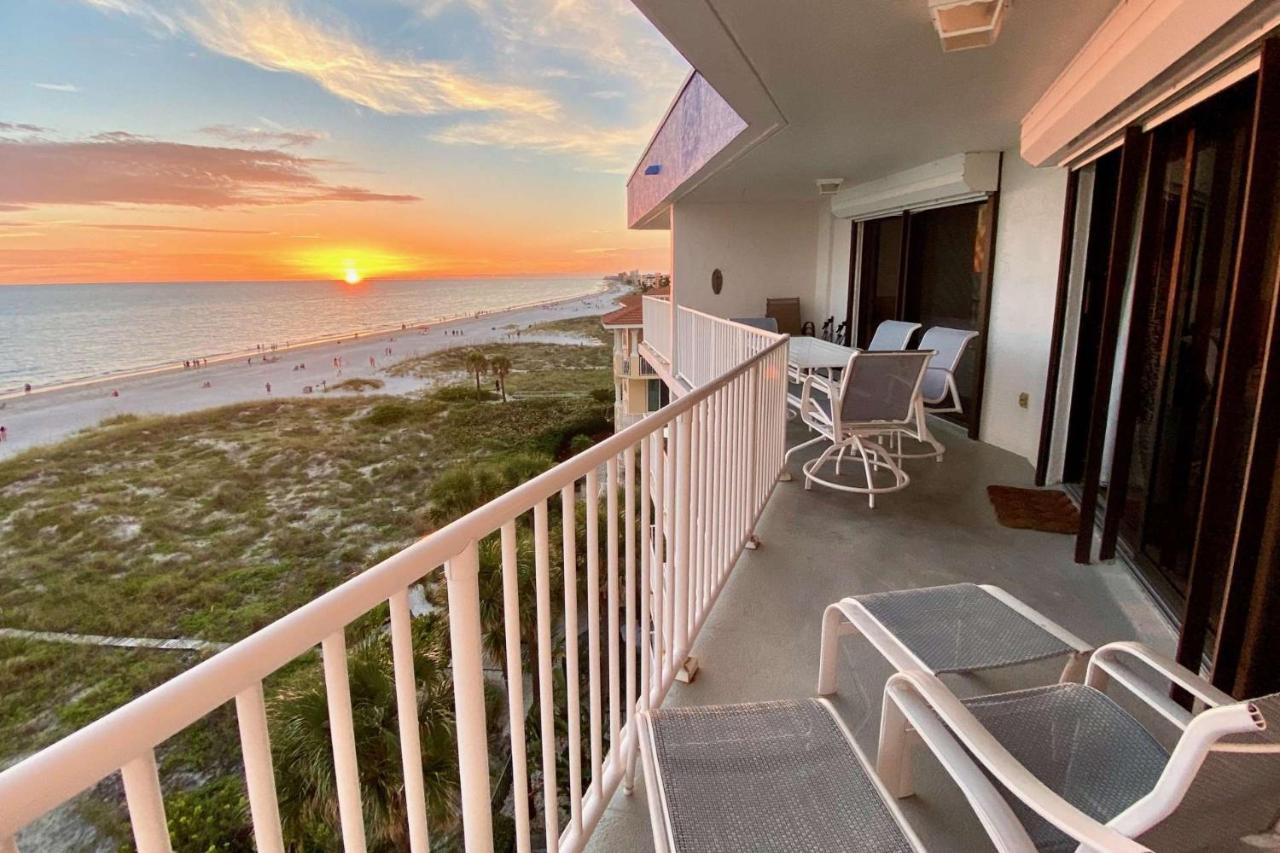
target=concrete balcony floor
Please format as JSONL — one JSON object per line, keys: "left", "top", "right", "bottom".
{"left": 587, "top": 418, "right": 1175, "bottom": 852}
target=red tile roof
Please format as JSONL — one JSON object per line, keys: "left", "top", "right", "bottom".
{"left": 601, "top": 286, "right": 670, "bottom": 328}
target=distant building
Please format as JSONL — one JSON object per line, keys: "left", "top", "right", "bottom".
{"left": 601, "top": 285, "right": 670, "bottom": 430}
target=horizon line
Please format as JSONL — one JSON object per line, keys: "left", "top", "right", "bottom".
{"left": 0, "top": 272, "right": 660, "bottom": 287}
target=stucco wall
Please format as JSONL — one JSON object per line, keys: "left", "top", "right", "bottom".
{"left": 671, "top": 199, "right": 823, "bottom": 322}
{"left": 979, "top": 153, "right": 1070, "bottom": 463}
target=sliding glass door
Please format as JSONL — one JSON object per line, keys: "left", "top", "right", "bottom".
{"left": 1056, "top": 53, "right": 1280, "bottom": 696}
{"left": 851, "top": 198, "right": 997, "bottom": 434}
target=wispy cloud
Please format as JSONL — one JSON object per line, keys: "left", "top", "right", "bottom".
{"left": 82, "top": 0, "right": 558, "bottom": 117}
{"left": 430, "top": 116, "right": 653, "bottom": 172}
{"left": 200, "top": 123, "right": 326, "bottom": 148}
{"left": 0, "top": 122, "right": 50, "bottom": 134}
{"left": 34, "top": 83, "right": 81, "bottom": 93}
{"left": 80, "top": 223, "right": 272, "bottom": 234}
{"left": 82, "top": 0, "right": 687, "bottom": 172}
{"left": 0, "top": 131, "right": 420, "bottom": 208}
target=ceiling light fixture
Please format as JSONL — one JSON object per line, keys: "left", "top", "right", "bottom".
{"left": 928, "top": 0, "right": 1009, "bottom": 52}
{"left": 816, "top": 178, "right": 844, "bottom": 196}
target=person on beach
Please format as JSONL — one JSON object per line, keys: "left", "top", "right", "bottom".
{"left": 0, "top": 425, "right": 7, "bottom": 442}
{"left": 265, "top": 382, "right": 272, "bottom": 394}
{"left": 24, "top": 383, "right": 31, "bottom": 393}
{"left": 369, "top": 356, "right": 376, "bottom": 367}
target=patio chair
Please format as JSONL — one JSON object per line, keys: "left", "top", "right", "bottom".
{"left": 766, "top": 297, "right": 803, "bottom": 336}
{"left": 887, "top": 326, "right": 978, "bottom": 461}
{"left": 637, "top": 696, "right": 1083, "bottom": 853}
{"left": 867, "top": 319, "right": 921, "bottom": 351}
{"left": 783, "top": 349, "right": 932, "bottom": 507}
{"left": 880, "top": 642, "right": 1280, "bottom": 852}
{"left": 731, "top": 316, "right": 779, "bottom": 333}
{"left": 817, "top": 583, "right": 1095, "bottom": 697}
{"left": 918, "top": 326, "right": 978, "bottom": 413}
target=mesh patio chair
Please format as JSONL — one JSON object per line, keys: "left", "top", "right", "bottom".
{"left": 637, "top": 697, "right": 1069, "bottom": 853}
{"left": 893, "top": 326, "right": 979, "bottom": 461}
{"left": 817, "top": 583, "right": 1095, "bottom": 697}
{"left": 880, "top": 642, "right": 1280, "bottom": 853}
{"left": 731, "top": 316, "right": 780, "bottom": 333}
{"left": 867, "top": 319, "right": 921, "bottom": 351}
{"left": 766, "top": 297, "right": 803, "bottom": 336}
{"left": 782, "top": 349, "right": 932, "bottom": 506}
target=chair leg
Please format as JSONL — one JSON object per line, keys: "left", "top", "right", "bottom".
{"left": 817, "top": 604, "right": 858, "bottom": 695}
{"left": 805, "top": 443, "right": 840, "bottom": 491}
{"left": 855, "top": 438, "right": 876, "bottom": 508}
{"left": 877, "top": 690, "right": 916, "bottom": 798}
{"left": 1059, "top": 651, "right": 1090, "bottom": 684}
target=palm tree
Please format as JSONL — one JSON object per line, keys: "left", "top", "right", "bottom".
{"left": 270, "top": 622, "right": 467, "bottom": 851}
{"left": 490, "top": 355, "right": 512, "bottom": 402}
{"left": 464, "top": 350, "right": 488, "bottom": 399}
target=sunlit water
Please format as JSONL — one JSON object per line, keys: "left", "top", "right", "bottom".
{"left": 0, "top": 277, "right": 605, "bottom": 393}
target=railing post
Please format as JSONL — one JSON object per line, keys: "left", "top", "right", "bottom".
{"left": 673, "top": 411, "right": 693, "bottom": 672}
{"left": 121, "top": 751, "right": 172, "bottom": 853}
{"left": 669, "top": 297, "right": 679, "bottom": 378}
{"left": 235, "top": 682, "right": 286, "bottom": 853}
{"left": 445, "top": 541, "right": 495, "bottom": 852}
{"left": 322, "top": 631, "right": 367, "bottom": 853}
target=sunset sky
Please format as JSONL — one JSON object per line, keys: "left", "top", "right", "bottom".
{"left": 0, "top": 0, "right": 687, "bottom": 284}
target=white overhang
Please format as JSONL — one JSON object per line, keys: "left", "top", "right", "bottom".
{"left": 1021, "top": 0, "right": 1280, "bottom": 168}
{"left": 829, "top": 152, "right": 1000, "bottom": 220}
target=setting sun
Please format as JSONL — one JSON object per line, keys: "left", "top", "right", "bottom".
{"left": 344, "top": 264, "right": 362, "bottom": 285}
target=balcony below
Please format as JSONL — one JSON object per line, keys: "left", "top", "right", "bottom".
{"left": 587, "top": 417, "right": 1174, "bottom": 852}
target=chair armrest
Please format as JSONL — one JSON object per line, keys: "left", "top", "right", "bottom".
{"left": 798, "top": 373, "right": 838, "bottom": 426}
{"left": 884, "top": 671, "right": 1152, "bottom": 853}
{"left": 1086, "top": 641, "right": 1236, "bottom": 729}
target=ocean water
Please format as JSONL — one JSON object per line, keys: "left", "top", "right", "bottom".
{"left": 0, "top": 277, "right": 605, "bottom": 392}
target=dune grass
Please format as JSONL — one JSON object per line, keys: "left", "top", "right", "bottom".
{"left": 0, "top": 341, "right": 612, "bottom": 767}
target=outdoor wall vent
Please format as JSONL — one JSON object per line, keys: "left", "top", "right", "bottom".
{"left": 815, "top": 178, "right": 844, "bottom": 196}
{"left": 928, "top": 0, "right": 1008, "bottom": 52}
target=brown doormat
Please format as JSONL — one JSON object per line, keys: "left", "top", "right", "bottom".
{"left": 987, "top": 485, "right": 1080, "bottom": 534}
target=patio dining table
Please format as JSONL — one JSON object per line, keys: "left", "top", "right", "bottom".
{"left": 787, "top": 336, "right": 857, "bottom": 412}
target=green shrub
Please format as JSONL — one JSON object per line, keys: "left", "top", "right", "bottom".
{"left": 588, "top": 387, "right": 613, "bottom": 404}
{"left": 364, "top": 400, "right": 414, "bottom": 426}
{"left": 165, "top": 777, "right": 252, "bottom": 852}
{"left": 327, "top": 377, "right": 384, "bottom": 393}
{"left": 434, "top": 384, "right": 498, "bottom": 403}
{"left": 98, "top": 413, "right": 141, "bottom": 428}
{"left": 569, "top": 434, "right": 594, "bottom": 455}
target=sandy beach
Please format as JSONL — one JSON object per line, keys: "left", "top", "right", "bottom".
{"left": 0, "top": 281, "right": 629, "bottom": 460}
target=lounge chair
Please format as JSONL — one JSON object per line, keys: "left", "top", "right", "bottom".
{"left": 783, "top": 349, "right": 933, "bottom": 507}
{"left": 818, "top": 583, "right": 1095, "bottom": 694}
{"left": 637, "top": 696, "right": 1064, "bottom": 852}
{"left": 866, "top": 319, "right": 921, "bottom": 351}
{"left": 881, "top": 643, "right": 1280, "bottom": 852}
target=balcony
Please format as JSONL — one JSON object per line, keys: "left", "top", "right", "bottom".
{"left": 0, "top": 306, "right": 1176, "bottom": 852}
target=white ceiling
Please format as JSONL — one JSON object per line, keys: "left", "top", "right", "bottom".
{"left": 634, "top": 0, "right": 1118, "bottom": 205}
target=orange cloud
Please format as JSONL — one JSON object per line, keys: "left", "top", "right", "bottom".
{"left": 0, "top": 134, "right": 419, "bottom": 209}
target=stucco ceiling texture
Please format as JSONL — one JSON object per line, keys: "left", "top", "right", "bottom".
{"left": 671, "top": 0, "right": 1117, "bottom": 203}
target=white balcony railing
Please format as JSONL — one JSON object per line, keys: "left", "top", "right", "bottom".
{"left": 641, "top": 296, "right": 785, "bottom": 391}
{"left": 0, "top": 328, "right": 789, "bottom": 853}
{"left": 641, "top": 295, "right": 671, "bottom": 367}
